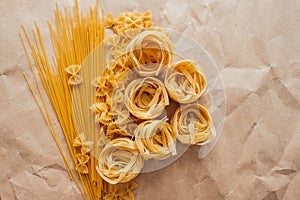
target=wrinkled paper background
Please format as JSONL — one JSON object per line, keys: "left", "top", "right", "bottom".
{"left": 1, "top": 0, "right": 300, "bottom": 199}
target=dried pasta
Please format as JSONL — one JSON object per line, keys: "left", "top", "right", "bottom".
{"left": 96, "top": 138, "right": 144, "bottom": 184}
{"left": 165, "top": 60, "right": 206, "bottom": 103}
{"left": 76, "top": 154, "right": 90, "bottom": 174}
{"left": 124, "top": 77, "right": 169, "bottom": 119}
{"left": 20, "top": 1, "right": 109, "bottom": 199}
{"left": 104, "top": 11, "right": 153, "bottom": 34}
{"left": 65, "top": 64, "right": 83, "bottom": 85}
{"left": 126, "top": 30, "right": 173, "bottom": 77}
{"left": 90, "top": 102, "right": 114, "bottom": 125}
{"left": 171, "top": 104, "right": 216, "bottom": 145}
{"left": 73, "top": 132, "right": 94, "bottom": 155}
{"left": 135, "top": 118, "right": 177, "bottom": 160}
{"left": 106, "top": 123, "right": 131, "bottom": 139}
{"left": 21, "top": 1, "right": 218, "bottom": 198}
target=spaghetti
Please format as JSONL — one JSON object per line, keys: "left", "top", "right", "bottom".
{"left": 20, "top": 0, "right": 108, "bottom": 199}
{"left": 20, "top": 1, "right": 217, "bottom": 199}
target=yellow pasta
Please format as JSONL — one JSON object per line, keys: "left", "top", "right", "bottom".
{"left": 104, "top": 11, "right": 153, "bottom": 34}
{"left": 124, "top": 28, "right": 142, "bottom": 39}
{"left": 171, "top": 104, "right": 216, "bottom": 145}
{"left": 21, "top": 1, "right": 217, "bottom": 197}
{"left": 76, "top": 154, "right": 90, "bottom": 174}
{"left": 106, "top": 123, "right": 132, "bottom": 139}
{"left": 96, "top": 138, "right": 144, "bottom": 184}
{"left": 92, "top": 75, "right": 116, "bottom": 97}
{"left": 108, "top": 55, "right": 131, "bottom": 80}
{"left": 65, "top": 64, "right": 83, "bottom": 85}
{"left": 124, "top": 77, "right": 169, "bottom": 119}
{"left": 165, "top": 60, "right": 206, "bottom": 103}
{"left": 20, "top": 0, "right": 110, "bottom": 199}
{"left": 126, "top": 30, "right": 173, "bottom": 77}
{"left": 90, "top": 102, "right": 114, "bottom": 125}
{"left": 117, "top": 117, "right": 139, "bottom": 137}
{"left": 135, "top": 118, "right": 177, "bottom": 160}
{"left": 104, "top": 34, "right": 121, "bottom": 46}
{"left": 73, "top": 132, "right": 94, "bottom": 155}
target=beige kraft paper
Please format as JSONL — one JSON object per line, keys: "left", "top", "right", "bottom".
{"left": 0, "top": 0, "right": 299, "bottom": 199}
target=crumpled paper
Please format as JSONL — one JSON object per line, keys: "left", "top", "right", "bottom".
{"left": 1, "top": 0, "right": 300, "bottom": 199}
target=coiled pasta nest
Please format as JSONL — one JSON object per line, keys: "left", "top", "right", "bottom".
{"left": 95, "top": 28, "right": 216, "bottom": 185}
{"left": 124, "top": 77, "right": 169, "bottom": 119}
{"left": 134, "top": 118, "right": 177, "bottom": 160}
{"left": 126, "top": 30, "right": 173, "bottom": 77}
{"left": 165, "top": 60, "right": 206, "bottom": 103}
{"left": 171, "top": 104, "right": 215, "bottom": 145}
{"left": 96, "top": 138, "right": 144, "bottom": 184}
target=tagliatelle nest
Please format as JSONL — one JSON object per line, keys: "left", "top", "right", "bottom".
{"left": 91, "top": 27, "right": 218, "bottom": 188}
{"left": 165, "top": 60, "right": 207, "bottom": 103}
{"left": 126, "top": 30, "right": 173, "bottom": 77}
{"left": 21, "top": 3, "right": 220, "bottom": 198}
{"left": 171, "top": 104, "right": 216, "bottom": 145}
{"left": 124, "top": 77, "right": 169, "bottom": 119}
{"left": 96, "top": 138, "right": 144, "bottom": 184}
{"left": 134, "top": 118, "right": 177, "bottom": 160}
{"left": 95, "top": 28, "right": 217, "bottom": 185}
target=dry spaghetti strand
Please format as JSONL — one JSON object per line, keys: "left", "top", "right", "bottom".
{"left": 20, "top": 0, "right": 107, "bottom": 199}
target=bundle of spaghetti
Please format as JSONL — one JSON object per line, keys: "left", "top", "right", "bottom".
{"left": 165, "top": 60, "right": 207, "bottom": 103}
{"left": 171, "top": 104, "right": 216, "bottom": 145}
{"left": 19, "top": 0, "right": 109, "bottom": 199}
{"left": 134, "top": 118, "right": 177, "bottom": 160}
{"left": 126, "top": 30, "right": 173, "bottom": 76}
{"left": 96, "top": 138, "right": 144, "bottom": 184}
{"left": 124, "top": 77, "right": 169, "bottom": 119}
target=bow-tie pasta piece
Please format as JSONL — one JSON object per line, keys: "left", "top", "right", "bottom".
{"left": 171, "top": 104, "right": 216, "bottom": 145}
{"left": 65, "top": 64, "right": 83, "bottom": 85}
{"left": 105, "top": 11, "right": 154, "bottom": 34}
{"left": 165, "top": 60, "right": 206, "bottom": 103}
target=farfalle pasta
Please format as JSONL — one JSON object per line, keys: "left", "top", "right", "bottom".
{"left": 75, "top": 154, "right": 90, "bottom": 174}
{"left": 73, "top": 133, "right": 94, "bottom": 155}
{"left": 21, "top": 2, "right": 220, "bottom": 199}
{"left": 106, "top": 122, "right": 131, "bottom": 139}
{"left": 104, "top": 11, "right": 153, "bottom": 34}
{"left": 65, "top": 64, "right": 83, "bottom": 85}
{"left": 90, "top": 102, "right": 114, "bottom": 125}
{"left": 92, "top": 75, "right": 115, "bottom": 97}
{"left": 124, "top": 77, "right": 169, "bottom": 119}
{"left": 134, "top": 118, "right": 177, "bottom": 160}
{"left": 96, "top": 138, "right": 144, "bottom": 184}
{"left": 126, "top": 30, "right": 173, "bottom": 76}
{"left": 171, "top": 104, "right": 216, "bottom": 145}
{"left": 117, "top": 116, "right": 140, "bottom": 137}
{"left": 107, "top": 56, "right": 131, "bottom": 81}
{"left": 165, "top": 60, "right": 206, "bottom": 103}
